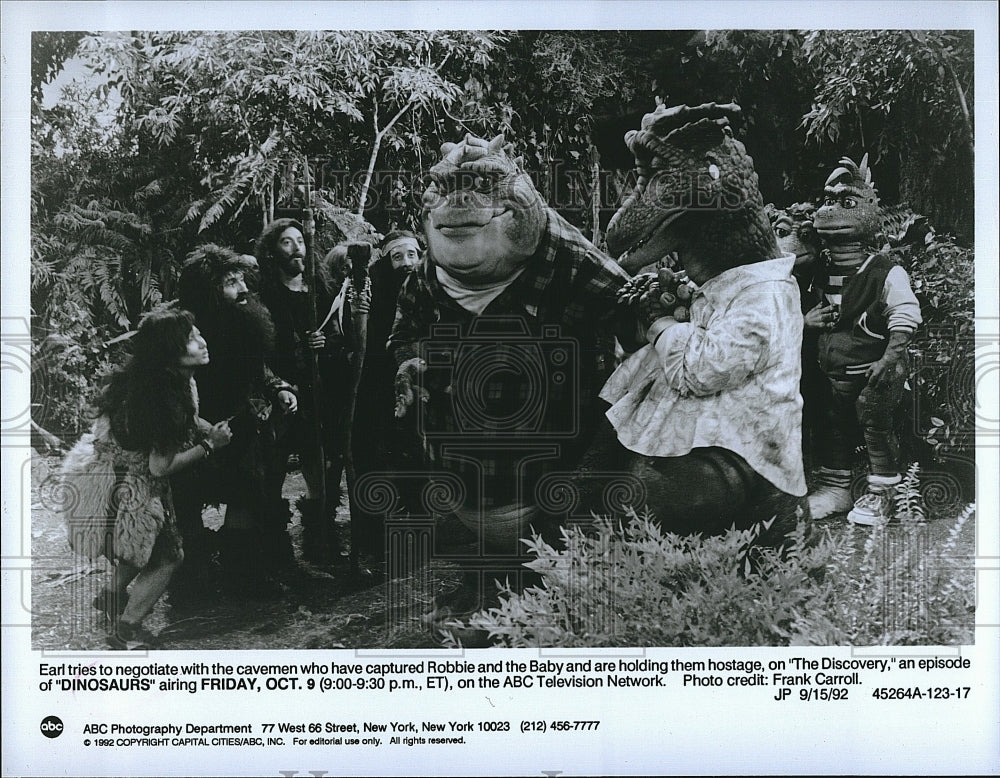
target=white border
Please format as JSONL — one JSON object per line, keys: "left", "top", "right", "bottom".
{"left": 3, "top": 2, "right": 998, "bottom": 776}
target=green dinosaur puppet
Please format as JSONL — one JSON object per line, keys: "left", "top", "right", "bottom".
{"left": 809, "top": 155, "right": 922, "bottom": 525}
{"left": 389, "top": 133, "right": 638, "bottom": 622}
{"left": 580, "top": 101, "right": 808, "bottom": 545}
{"left": 606, "top": 102, "right": 779, "bottom": 279}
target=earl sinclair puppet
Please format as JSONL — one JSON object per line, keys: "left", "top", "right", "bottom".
{"left": 389, "top": 134, "right": 638, "bottom": 569}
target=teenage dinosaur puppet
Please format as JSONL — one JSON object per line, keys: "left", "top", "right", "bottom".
{"left": 812, "top": 155, "right": 913, "bottom": 392}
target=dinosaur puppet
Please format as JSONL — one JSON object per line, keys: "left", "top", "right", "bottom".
{"left": 768, "top": 202, "right": 820, "bottom": 282}
{"left": 606, "top": 102, "right": 779, "bottom": 278}
{"left": 807, "top": 155, "right": 922, "bottom": 524}
{"left": 580, "top": 101, "right": 809, "bottom": 544}
{"left": 767, "top": 186, "right": 940, "bottom": 483}
{"left": 389, "top": 133, "right": 638, "bottom": 587}
{"left": 771, "top": 200, "right": 935, "bottom": 259}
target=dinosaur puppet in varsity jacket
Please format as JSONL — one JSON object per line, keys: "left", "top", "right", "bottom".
{"left": 389, "top": 133, "right": 639, "bottom": 553}
{"left": 585, "top": 101, "right": 808, "bottom": 544}
{"left": 808, "top": 155, "right": 922, "bottom": 524}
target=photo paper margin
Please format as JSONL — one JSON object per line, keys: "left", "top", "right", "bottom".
{"left": 2, "top": 1, "right": 998, "bottom": 775}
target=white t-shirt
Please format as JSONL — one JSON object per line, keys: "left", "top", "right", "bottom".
{"left": 434, "top": 265, "right": 525, "bottom": 315}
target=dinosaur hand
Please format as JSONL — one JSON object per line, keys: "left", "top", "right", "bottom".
{"left": 804, "top": 303, "right": 837, "bottom": 330}
{"left": 866, "top": 351, "right": 906, "bottom": 390}
{"left": 616, "top": 272, "right": 658, "bottom": 306}
{"left": 646, "top": 267, "right": 693, "bottom": 324}
{"left": 866, "top": 331, "right": 911, "bottom": 390}
{"left": 394, "top": 358, "right": 429, "bottom": 418}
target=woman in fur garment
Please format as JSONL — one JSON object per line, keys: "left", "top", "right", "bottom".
{"left": 59, "top": 305, "right": 232, "bottom": 649}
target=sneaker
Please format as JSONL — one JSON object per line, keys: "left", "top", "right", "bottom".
{"left": 107, "top": 620, "right": 156, "bottom": 651}
{"left": 808, "top": 468, "right": 854, "bottom": 519}
{"left": 847, "top": 485, "right": 896, "bottom": 526}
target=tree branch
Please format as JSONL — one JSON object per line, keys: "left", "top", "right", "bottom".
{"left": 941, "top": 54, "right": 974, "bottom": 159}
{"left": 357, "top": 97, "right": 415, "bottom": 217}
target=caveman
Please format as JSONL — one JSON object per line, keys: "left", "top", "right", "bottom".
{"left": 389, "top": 133, "right": 639, "bottom": 612}
{"left": 173, "top": 244, "right": 297, "bottom": 600}
{"left": 808, "top": 155, "right": 922, "bottom": 524}
{"left": 582, "top": 101, "right": 809, "bottom": 544}
{"left": 257, "top": 218, "right": 353, "bottom": 565}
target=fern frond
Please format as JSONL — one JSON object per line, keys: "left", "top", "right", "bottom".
{"left": 894, "top": 463, "right": 926, "bottom": 524}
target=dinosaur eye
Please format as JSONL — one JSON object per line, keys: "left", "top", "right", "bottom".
{"left": 775, "top": 227, "right": 790, "bottom": 238}
{"left": 824, "top": 197, "right": 837, "bottom": 207}
{"left": 842, "top": 197, "right": 858, "bottom": 209}
{"left": 471, "top": 173, "right": 497, "bottom": 193}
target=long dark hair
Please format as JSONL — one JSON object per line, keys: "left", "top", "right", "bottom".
{"left": 255, "top": 217, "right": 336, "bottom": 301}
{"left": 96, "top": 305, "right": 198, "bottom": 454}
{"left": 178, "top": 243, "right": 258, "bottom": 323}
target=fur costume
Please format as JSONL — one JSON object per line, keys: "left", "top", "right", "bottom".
{"left": 60, "top": 415, "right": 182, "bottom": 569}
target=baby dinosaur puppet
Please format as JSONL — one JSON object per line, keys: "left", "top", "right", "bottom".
{"left": 581, "top": 101, "right": 809, "bottom": 544}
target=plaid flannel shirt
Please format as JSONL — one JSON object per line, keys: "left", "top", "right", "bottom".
{"left": 388, "top": 209, "right": 635, "bottom": 511}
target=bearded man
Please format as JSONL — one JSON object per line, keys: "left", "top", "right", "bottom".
{"left": 257, "top": 218, "right": 353, "bottom": 565}
{"left": 171, "top": 244, "right": 297, "bottom": 601}
{"left": 349, "top": 231, "right": 422, "bottom": 559}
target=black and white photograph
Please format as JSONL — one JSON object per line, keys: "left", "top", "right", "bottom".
{"left": 3, "top": 1, "right": 998, "bottom": 775}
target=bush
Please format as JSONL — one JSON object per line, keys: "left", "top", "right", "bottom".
{"left": 454, "top": 493, "right": 975, "bottom": 647}
{"left": 31, "top": 301, "right": 118, "bottom": 443}
{"left": 895, "top": 239, "right": 975, "bottom": 461}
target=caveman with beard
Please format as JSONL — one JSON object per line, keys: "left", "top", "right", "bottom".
{"left": 809, "top": 155, "right": 922, "bottom": 525}
{"left": 257, "top": 218, "right": 353, "bottom": 565}
{"left": 349, "top": 230, "right": 422, "bottom": 559}
{"left": 171, "top": 244, "right": 297, "bottom": 601}
{"left": 390, "top": 134, "right": 640, "bottom": 621}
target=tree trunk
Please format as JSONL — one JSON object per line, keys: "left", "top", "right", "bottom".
{"left": 356, "top": 99, "right": 414, "bottom": 219}
{"left": 356, "top": 138, "right": 382, "bottom": 219}
{"left": 943, "top": 56, "right": 975, "bottom": 159}
{"left": 590, "top": 143, "right": 601, "bottom": 245}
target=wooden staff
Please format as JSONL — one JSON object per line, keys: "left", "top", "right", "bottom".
{"left": 302, "top": 157, "right": 329, "bottom": 555}
{"left": 344, "top": 241, "right": 371, "bottom": 575}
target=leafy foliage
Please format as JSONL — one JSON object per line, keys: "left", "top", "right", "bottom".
{"left": 453, "top": 505, "right": 974, "bottom": 648}
{"left": 799, "top": 30, "right": 974, "bottom": 239}
{"left": 31, "top": 32, "right": 85, "bottom": 103}
{"left": 31, "top": 30, "right": 975, "bottom": 446}
{"left": 891, "top": 238, "right": 976, "bottom": 458}
{"left": 893, "top": 463, "right": 927, "bottom": 524}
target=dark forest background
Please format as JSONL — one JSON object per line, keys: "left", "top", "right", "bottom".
{"left": 30, "top": 30, "right": 976, "bottom": 467}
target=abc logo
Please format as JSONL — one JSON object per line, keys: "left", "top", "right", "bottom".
{"left": 40, "top": 715, "right": 64, "bottom": 738}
